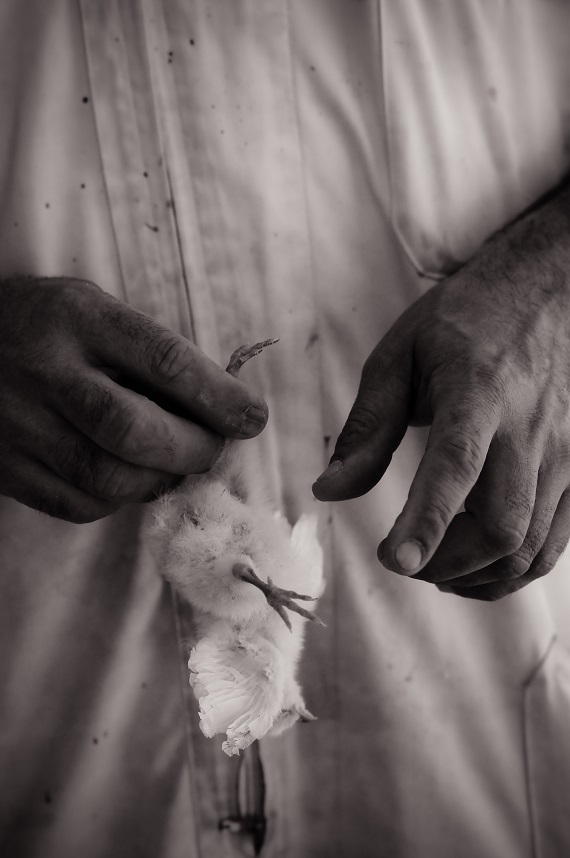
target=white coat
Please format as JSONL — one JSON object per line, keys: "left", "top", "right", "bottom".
{"left": 0, "top": 2, "right": 569, "bottom": 856}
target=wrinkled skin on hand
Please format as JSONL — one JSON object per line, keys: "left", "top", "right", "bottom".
{"left": 314, "top": 185, "right": 570, "bottom": 600}
{"left": 0, "top": 277, "right": 268, "bottom": 523}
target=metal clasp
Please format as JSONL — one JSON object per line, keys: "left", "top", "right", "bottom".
{"left": 218, "top": 744, "right": 267, "bottom": 855}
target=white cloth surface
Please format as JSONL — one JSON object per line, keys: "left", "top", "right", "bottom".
{"left": 0, "top": 1, "right": 569, "bottom": 856}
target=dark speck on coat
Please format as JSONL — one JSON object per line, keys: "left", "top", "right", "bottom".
{"left": 305, "top": 331, "right": 319, "bottom": 351}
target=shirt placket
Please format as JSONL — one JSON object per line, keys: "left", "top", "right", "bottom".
{"left": 80, "top": 2, "right": 333, "bottom": 855}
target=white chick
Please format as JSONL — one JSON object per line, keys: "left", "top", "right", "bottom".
{"left": 150, "top": 341, "right": 324, "bottom": 756}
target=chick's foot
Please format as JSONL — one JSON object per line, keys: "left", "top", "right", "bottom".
{"left": 232, "top": 562, "right": 324, "bottom": 631}
{"left": 225, "top": 339, "right": 280, "bottom": 378}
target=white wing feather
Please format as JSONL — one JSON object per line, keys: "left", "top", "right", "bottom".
{"left": 188, "top": 635, "right": 286, "bottom": 756}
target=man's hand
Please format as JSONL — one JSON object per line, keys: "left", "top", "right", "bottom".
{"left": 0, "top": 277, "right": 268, "bottom": 523}
{"left": 313, "top": 185, "right": 570, "bottom": 600}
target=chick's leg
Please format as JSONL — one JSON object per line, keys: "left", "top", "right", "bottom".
{"left": 226, "top": 340, "right": 323, "bottom": 630}
{"left": 232, "top": 563, "right": 324, "bottom": 632}
{"left": 225, "top": 339, "right": 280, "bottom": 378}
{"left": 213, "top": 339, "right": 279, "bottom": 491}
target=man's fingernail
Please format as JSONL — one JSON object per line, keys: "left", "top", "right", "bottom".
{"left": 395, "top": 540, "right": 423, "bottom": 575}
{"left": 239, "top": 405, "right": 268, "bottom": 435}
{"left": 315, "top": 459, "right": 344, "bottom": 482}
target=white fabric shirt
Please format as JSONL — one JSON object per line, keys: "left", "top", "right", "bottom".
{"left": 0, "top": 2, "right": 569, "bottom": 856}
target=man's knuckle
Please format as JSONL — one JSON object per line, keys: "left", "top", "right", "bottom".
{"left": 53, "top": 437, "right": 98, "bottom": 492}
{"left": 500, "top": 528, "right": 543, "bottom": 576}
{"left": 476, "top": 367, "right": 508, "bottom": 409}
{"left": 339, "top": 402, "right": 383, "bottom": 446}
{"left": 421, "top": 500, "right": 455, "bottom": 541}
{"left": 148, "top": 336, "right": 193, "bottom": 383}
{"left": 43, "top": 279, "right": 80, "bottom": 312}
{"left": 43, "top": 279, "right": 100, "bottom": 326}
{"left": 62, "top": 379, "right": 117, "bottom": 437}
{"left": 439, "top": 434, "right": 485, "bottom": 485}
{"left": 504, "top": 485, "right": 534, "bottom": 520}
{"left": 480, "top": 517, "right": 527, "bottom": 556}
{"left": 519, "top": 521, "right": 546, "bottom": 558}
{"left": 501, "top": 555, "right": 531, "bottom": 580}
{"left": 534, "top": 539, "right": 569, "bottom": 577}
{"left": 532, "top": 556, "right": 556, "bottom": 580}
{"left": 92, "top": 462, "right": 131, "bottom": 501}
{"left": 53, "top": 435, "right": 81, "bottom": 474}
{"left": 104, "top": 402, "right": 147, "bottom": 458}
{"left": 54, "top": 278, "right": 84, "bottom": 301}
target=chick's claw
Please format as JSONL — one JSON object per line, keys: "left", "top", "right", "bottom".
{"left": 232, "top": 563, "right": 324, "bottom": 631}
